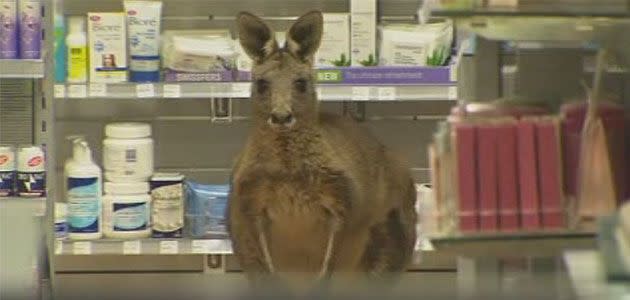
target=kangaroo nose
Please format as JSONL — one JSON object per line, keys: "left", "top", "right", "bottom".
{"left": 270, "top": 113, "right": 294, "bottom": 125}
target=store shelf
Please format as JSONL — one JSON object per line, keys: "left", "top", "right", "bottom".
{"left": 433, "top": 3, "right": 630, "bottom": 18}
{"left": 429, "top": 231, "right": 596, "bottom": 257}
{"left": 0, "top": 59, "right": 45, "bottom": 79}
{"left": 564, "top": 251, "right": 630, "bottom": 300}
{"left": 56, "top": 238, "right": 232, "bottom": 256}
{"left": 54, "top": 82, "right": 458, "bottom": 101}
{"left": 0, "top": 197, "right": 47, "bottom": 217}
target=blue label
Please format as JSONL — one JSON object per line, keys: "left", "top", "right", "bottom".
{"left": 67, "top": 177, "right": 100, "bottom": 233}
{"left": 17, "top": 172, "right": 46, "bottom": 196}
{"left": 0, "top": 171, "right": 15, "bottom": 196}
{"left": 113, "top": 202, "right": 148, "bottom": 231}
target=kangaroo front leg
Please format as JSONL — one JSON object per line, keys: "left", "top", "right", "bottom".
{"left": 318, "top": 218, "right": 341, "bottom": 280}
{"left": 255, "top": 217, "right": 275, "bottom": 273}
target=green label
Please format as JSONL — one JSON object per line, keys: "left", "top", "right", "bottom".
{"left": 316, "top": 70, "right": 343, "bottom": 83}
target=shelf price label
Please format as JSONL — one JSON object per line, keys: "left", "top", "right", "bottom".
{"left": 448, "top": 86, "right": 458, "bottom": 100}
{"left": 55, "top": 240, "right": 63, "bottom": 255}
{"left": 191, "top": 240, "right": 211, "bottom": 254}
{"left": 54, "top": 84, "right": 66, "bottom": 98}
{"left": 123, "top": 241, "right": 141, "bottom": 255}
{"left": 163, "top": 84, "right": 181, "bottom": 98}
{"left": 377, "top": 87, "right": 396, "bottom": 101}
{"left": 73, "top": 241, "right": 92, "bottom": 255}
{"left": 159, "top": 241, "right": 179, "bottom": 254}
{"left": 67, "top": 85, "right": 87, "bottom": 98}
{"left": 351, "top": 87, "right": 370, "bottom": 101}
{"left": 88, "top": 83, "right": 107, "bottom": 97}
{"left": 136, "top": 84, "right": 155, "bottom": 98}
{"left": 231, "top": 83, "right": 251, "bottom": 98}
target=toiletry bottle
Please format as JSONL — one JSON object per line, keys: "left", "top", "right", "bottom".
{"left": 67, "top": 138, "right": 103, "bottom": 240}
{"left": 66, "top": 16, "right": 88, "bottom": 83}
{"left": 53, "top": 0, "right": 67, "bottom": 82}
{"left": 0, "top": 0, "right": 19, "bottom": 59}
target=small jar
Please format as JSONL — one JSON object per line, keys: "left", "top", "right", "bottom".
{"left": 103, "top": 182, "right": 151, "bottom": 239}
{"left": 54, "top": 203, "right": 68, "bottom": 240}
{"left": 103, "top": 123, "right": 154, "bottom": 182}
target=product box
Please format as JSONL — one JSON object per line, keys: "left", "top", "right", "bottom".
{"left": 536, "top": 117, "right": 564, "bottom": 229}
{"left": 350, "top": 0, "right": 377, "bottom": 66}
{"left": 150, "top": 173, "right": 185, "bottom": 238}
{"left": 453, "top": 122, "right": 478, "bottom": 232}
{"left": 477, "top": 123, "right": 499, "bottom": 232}
{"left": 496, "top": 120, "right": 519, "bottom": 231}
{"left": 315, "top": 13, "right": 350, "bottom": 67}
{"left": 517, "top": 118, "right": 541, "bottom": 230}
{"left": 87, "top": 13, "right": 128, "bottom": 83}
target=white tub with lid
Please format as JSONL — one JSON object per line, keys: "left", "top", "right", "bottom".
{"left": 103, "top": 122, "right": 154, "bottom": 182}
{"left": 103, "top": 181, "right": 151, "bottom": 239}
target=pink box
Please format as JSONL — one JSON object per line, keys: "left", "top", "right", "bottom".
{"left": 496, "top": 120, "right": 519, "bottom": 231}
{"left": 536, "top": 117, "right": 565, "bottom": 229}
{"left": 517, "top": 118, "right": 541, "bottom": 230}
{"left": 477, "top": 123, "right": 499, "bottom": 232}
{"left": 454, "top": 123, "right": 479, "bottom": 233}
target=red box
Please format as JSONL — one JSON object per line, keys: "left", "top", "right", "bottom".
{"left": 496, "top": 120, "right": 519, "bottom": 231}
{"left": 517, "top": 118, "right": 541, "bottom": 230}
{"left": 454, "top": 123, "right": 479, "bottom": 232}
{"left": 477, "top": 123, "right": 499, "bottom": 232}
{"left": 536, "top": 117, "right": 565, "bottom": 229}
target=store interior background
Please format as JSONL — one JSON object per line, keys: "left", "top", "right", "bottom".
{"left": 1, "top": 0, "right": 629, "bottom": 299}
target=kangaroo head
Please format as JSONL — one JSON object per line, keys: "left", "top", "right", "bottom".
{"left": 237, "top": 11, "right": 323, "bottom": 131}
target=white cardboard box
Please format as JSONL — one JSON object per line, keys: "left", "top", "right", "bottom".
{"left": 87, "top": 13, "right": 128, "bottom": 83}
{"left": 350, "top": 0, "right": 377, "bottom": 66}
{"left": 315, "top": 13, "right": 350, "bottom": 67}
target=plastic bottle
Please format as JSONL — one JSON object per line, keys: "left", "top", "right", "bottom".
{"left": 66, "top": 16, "right": 88, "bottom": 83}
{"left": 103, "top": 182, "right": 151, "bottom": 239}
{"left": 67, "top": 138, "right": 103, "bottom": 240}
{"left": 53, "top": 0, "right": 67, "bottom": 82}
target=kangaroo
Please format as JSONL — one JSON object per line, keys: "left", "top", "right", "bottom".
{"left": 228, "top": 11, "right": 417, "bottom": 289}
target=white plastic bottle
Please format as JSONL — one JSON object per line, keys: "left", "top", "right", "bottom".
{"left": 66, "top": 16, "right": 88, "bottom": 83}
{"left": 67, "top": 138, "right": 103, "bottom": 240}
{"left": 103, "top": 182, "right": 151, "bottom": 239}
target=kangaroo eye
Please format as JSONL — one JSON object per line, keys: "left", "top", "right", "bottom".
{"left": 256, "top": 79, "right": 269, "bottom": 94}
{"left": 293, "top": 78, "right": 308, "bottom": 93}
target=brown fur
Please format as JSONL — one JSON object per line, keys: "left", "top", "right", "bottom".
{"left": 228, "top": 11, "right": 417, "bottom": 289}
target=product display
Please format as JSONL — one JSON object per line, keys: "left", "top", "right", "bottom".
{"left": 103, "top": 181, "right": 151, "bottom": 239}
{"left": 378, "top": 20, "right": 453, "bottom": 67}
{"left": 0, "top": 0, "right": 18, "bottom": 59}
{"left": 16, "top": 145, "right": 45, "bottom": 197}
{"left": 103, "top": 122, "right": 154, "bottom": 182}
{"left": 350, "top": 0, "right": 377, "bottom": 66}
{"left": 185, "top": 181, "right": 229, "bottom": 238}
{"left": 66, "top": 16, "right": 87, "bottom": 83}
{"left": 66, "top": 138, "right": 102, "bottom": 240}
{"left": 124, "top": 0, "right": 162, "bottom": 82}
{"left": 87, "top": 12, "right": 128, "bottom": 83}
{"left": 150, "top": 173, "right": 185, "bottom": 238}
{"left": 315, "top": 13, "right": 350, "bottom": 67}
{"left": 55, "top": 202, "right": 68, "bottom": 240}
{"left": 0, "top": 144, "right": 16, "bottom": 197}
{"left": 18, "top": 0, "right": 41, "bottom": 59}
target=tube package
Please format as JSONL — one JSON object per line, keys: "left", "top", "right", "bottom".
{"left": 124, "top": 0, "right": 162, "bottom": 82}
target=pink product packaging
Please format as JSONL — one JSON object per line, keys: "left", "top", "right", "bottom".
{"left": 477, "top": 123, "right": 499, "bottom": 232}
{"left": 536, "top": 117, "right": 565, "bottom": 229}
{"left": 454, "top": 123, "right": 479, "bottom": 233}
{"left": 0, "top": 0, "right": 18, "bottom": 58}
{"left": 496, "top": 121, "right": 519, "bottom": 231}
{"left": 18, "top": 0, "right": 41, "bottom": 59}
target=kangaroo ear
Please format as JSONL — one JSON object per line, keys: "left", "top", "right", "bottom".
{"left": 285, "top": 11, "right": 323, "bottom": 62}
{"left": 237, "top": 12, "right": 278, "bottom": 63}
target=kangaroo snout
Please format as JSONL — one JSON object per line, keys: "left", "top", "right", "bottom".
{"left": 269, "top": 112, "right": 296, "bottom": 127}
